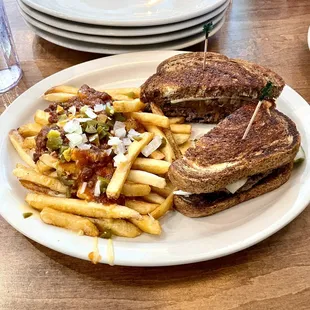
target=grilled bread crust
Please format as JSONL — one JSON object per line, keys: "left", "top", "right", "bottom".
{"left": 174, "top": 163, "right": 293, "bottom": 218}
{"left": 140, "top": 52, "right": 285, "bottom": 122}
{"left": 168, "top": 102, "right": 300, "bottom": 194}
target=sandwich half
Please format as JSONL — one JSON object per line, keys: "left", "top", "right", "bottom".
{"left": 140, "top": 52, "right": 285, "bottom": 123}
{"left": 168, "top": 102, "right": 300, "bottom": 217}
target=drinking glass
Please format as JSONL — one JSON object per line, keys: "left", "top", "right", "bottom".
{"left": 0, "top": 0, "right": 22, "bottom": 93}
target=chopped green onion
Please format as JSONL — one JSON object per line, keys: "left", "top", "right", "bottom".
{"left": 97, "top": 176, "right": 110, "bottom": 191}
{"left": 99, "top": 229, "right": 112, "bottom": 239}
{"left": 61, "top": 148, "right": 71, "bottom": 162}
{"left": 23, "top": 212, "right": 33, "bottom": 219}
{"left": 160, "top": 137, "right": 167, "bottom": 148}
{"left": 46, "top": 130, "right": 63, "bottom": 151}
{"left": 59, "top": 145, "right": 69, "bottom": 154}
{"left": 85, "top": 124, "right": 97, "bottom": 134}
{"left": 259, "top": 81, "right": 274, "bottom": 100}
{"left": 114, "top": 113, "right": 126, "bottom": 122}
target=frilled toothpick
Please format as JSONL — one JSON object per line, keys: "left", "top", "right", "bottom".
{"left": 242, "top": 81, "right": 274, "bottom": 139}
{"left": 202, "top": 22, "right": 214, "bottom": 70}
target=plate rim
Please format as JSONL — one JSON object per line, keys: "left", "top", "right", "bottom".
{"left": 21, "top": 0, "right": 227, "bottom": 27}
{"left": 19, "top": 6, "right": 227, "bottom": 45}
{"left": 1, "top": 51, "right": 309, "bottom": 267}
{"left": 23, "top": 18, "right": 226, "bottom": 54}
{"left": 18, "top": 0, "right": 230, "bottom": 37}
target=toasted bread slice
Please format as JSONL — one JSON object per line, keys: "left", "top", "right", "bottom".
{"left": 168, "top": 102, "right": 300, "bottom": 194}
{"left": 174, "top": 163, "right": 293, "bottom": 218}
{"left": 140, "top": 52, "right": 285, "bottom": 123}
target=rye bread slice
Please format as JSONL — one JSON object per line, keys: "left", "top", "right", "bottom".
{"left": 140, "top": 52, "right": 285, "bottom": 123}
{"left": 141, "top": 52, "right": 285, "bottom": 104}
{"left": 168, "top": 102, "right": 300, "bottom": 194}
{"left": 174, "top": 162, "right": 293, "bottom": 218}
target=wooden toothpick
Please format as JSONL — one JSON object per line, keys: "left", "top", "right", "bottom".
{"left": 202, "top": 22, "right": 214, "bottom": 70}
{"left": 242, "top": 81, "right": 274, "bottom": 140}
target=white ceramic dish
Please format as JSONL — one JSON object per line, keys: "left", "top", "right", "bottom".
{"left": 0, "top": 51, "right": 309, "bottom": 267}
{"left": 24, "top": 18, "right": 225, "bottom": 54}
{"left": 20, "top": 8, "right": 226, "bottom": 46}
{"left": 19, "top": 0, "right": 230, "bottom": 37}
{"left": 21, "top": 0, "right": 227, "bottom": 27}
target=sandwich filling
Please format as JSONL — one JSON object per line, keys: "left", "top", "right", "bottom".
{"left": 174, "top": 164, "right": 290, "bottom": 204}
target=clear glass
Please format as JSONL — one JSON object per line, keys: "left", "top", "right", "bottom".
{"left": 0, "top": 0, "right": 22, "bottom": 93}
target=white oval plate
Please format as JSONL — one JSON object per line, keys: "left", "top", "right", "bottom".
{"left": 24, "top": 18, "right": 225, "bottom": 54}
{"left": 18, "top": 0, "right": 230, "bottom": 37}
{"left": 20, "top": 7, "right": 226, "bottom": 46}
{"left": 21, "top": 0, "right": 227, "bottom": 27}
{"left": 0, "top": 51, "right": 309, "bottom": 267}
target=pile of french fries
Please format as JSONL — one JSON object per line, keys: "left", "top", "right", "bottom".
{"left": 9, "top": 85, "right": 193, "bottom": 241}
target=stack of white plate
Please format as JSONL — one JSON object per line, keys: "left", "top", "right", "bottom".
{"left": 18, "top": 0, "right": 230, "bottom": 54}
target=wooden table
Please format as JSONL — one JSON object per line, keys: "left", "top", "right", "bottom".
{"left": 1, "top": 0, "right": 310, "bottom": 309}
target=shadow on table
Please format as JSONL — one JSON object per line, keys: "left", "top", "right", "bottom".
{"left": 27, "top": 220, "right": 295, "bottom": 288}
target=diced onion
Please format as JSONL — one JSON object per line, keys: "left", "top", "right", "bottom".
{"left": 64, "top": 119, "right": 81, "bottom": 134}
{"left": 122, "top": 137, "right": 132, "bottom": 146}
{"left": 113, "top": 153, "right": 127, "bottom": 167}
{"left": 128, "top": 129, "right": 141, "bottom": 141}
{"left": 108, "top": 136, "right": 121, "bottom": 146}
{"left": 78, "top": 143, "right": 91, "bottom": 150}
{"left": 80, "top": 182, "right": 87, "bottom": 194}
{"left": 94, "top": 104, "right": 104, "bottom": 112}
{"left": 81, "top": 134, "right": 88, "bottom": 143}
{"left": 141, "top": 135, "right": 162, "bottom": 157}
{"left": 173, "top": 190, "right": 192, "bottom": 197}
{"left": 115, "top": 128, "right": 126, "bottom": 138}
{"left": 94, "top": 180, "right": 101, "bottom": 197}
{"left": 66, "top": 133, "right": 83, "bottom": 148}
{"left": 115, "top": 142, "right": 126, "bottom": 155}
{"left": 84, "top": 107, "right": 97, "bottom": 119}
{"left": 68, "top": 106, "right": 76, "bottom": 116}
{"left": 226, "top": 178, "right": 248, "bottom": 194}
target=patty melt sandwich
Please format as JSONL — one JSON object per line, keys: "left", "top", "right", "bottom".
{"left": 168, "top": 102, "right": 300, "bottom": 217}
{"left": 140, "top": 52, "right": 285, "bottom": 123}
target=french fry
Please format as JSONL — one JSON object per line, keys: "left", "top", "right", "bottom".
{"left": 150, "top": 103, "right": 182, "bottom": 159}
{"left": 151, "top": 192, "right": 174, "bottom": 219}
{"left": 113, "top": 99, "right": 145, "bottom": 113}
{"left": 149, "top": 150, "right": 165, "bottom": 160}
{"left": 34, "top": 110, "right": 50, "bottom": 125}
{"left": 48, "top": 171, "right": 58, "bottom": 178}
{"left": 132, "top": 158, "right": 170, "bottom": 174}
{"left": 43, "top": 93, "right": 76, "bottom": 103}
{"left": 125, "top": 200, "right": 159, "bottom": 215}
{"left": 26, "top": 193, "right": 141, "bottom": 219}
{"left": 179, "top": 140, "right": 193, "bottom": 154}
{"left": 89, "top": 218, "right": 142, "bottom": 238}
{"left": 130, "top": 215, "right": 161, "bottom": 235}
{"left": 169, "top": 117, "right": 185, "bottom": 124}
{"left": 22, "top": 136, "right": 36, "bottom": 150}
{"left": 39, "top": 153, "right": 58, "bottom": 168}
{"left": 127, "top": 170, "right": 166, "bottom": 188}
{"left": 144, "top": 124, "right": 175, "bottom": 162}
{"left": 130, "top": 112, "right": 170, "bottom": 128}
{"left": 106, "top": 132, "right": 154, "bottom": 199}
{"left": 14, "top": 164, "right": 68, "bottom": 193}
{"left": 121, "top": 183, "right": 151, "bottom": 197}
{"left": 19, "top": 180, "right": 65, "bottom": 197}
{"left": 18, "top": 123, "right": 42, "bottom": 137}
{"left": 44, "top": 85, "right": 78, "bottom": 95}
{"left": 151, "top": 181, "right": 175, "bottom": 198}
{"left": 143, "top": 192, "right": 165, "bottom": 204}
{"left": 36, "top": 160, "right": 53, "bottom": 174}
{"left": 40, "top": 207, "right": 99, "bottom": 237}
{"left": 99, "top": 87, "right": 140, "bottom": 100}
{"left": 9, "top": 130, "right": 36, "bottom": 169}
{"left": 173, "top": 133, "right": 191, "bottom": 145}
{"left": 170, "top": 124, "right": 192, "bottom": 134}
